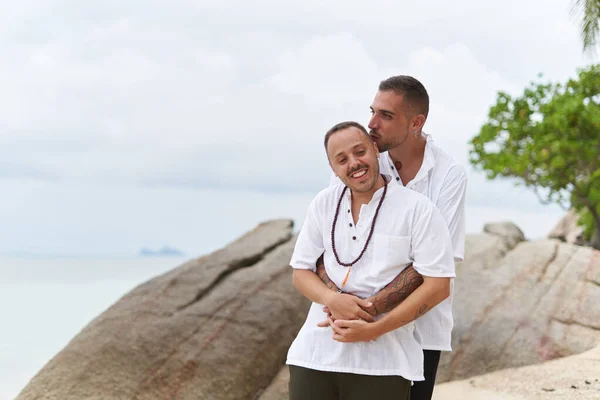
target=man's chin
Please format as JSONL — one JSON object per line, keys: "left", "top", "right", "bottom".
{"left": 345, "top": 180, "right": 375, "bottom": 193}
{"left": 376, "top": 143, "right": 391, "bottom": 153}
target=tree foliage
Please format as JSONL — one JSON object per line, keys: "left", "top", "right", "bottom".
{"left": 469, "top": 65, "right": 600, "bottom": 248}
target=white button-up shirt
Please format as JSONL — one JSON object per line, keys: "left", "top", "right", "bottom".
{"left": 286, "top": 181, "right": 455, "bottom": 380}
{"left": 329, "top": 135, "right": 467, "bottom": 351}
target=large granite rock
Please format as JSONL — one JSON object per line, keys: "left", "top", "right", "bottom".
{"left": 548, "top": 209, "right": 585, "bottom": 245}
{"left": 16, "top": 219, "right": 309, "bottom": 400}
{"left": 484, "top": 221, "right": 525, "bottom": 249}
{"left": 17, "top": 218, "right": 600, "bottom": 400}
{"left": 439, "top": 225, "right": 600, "bottom": 383}
{"left": 257, "top": 365, "right": 290, "bottom": 400}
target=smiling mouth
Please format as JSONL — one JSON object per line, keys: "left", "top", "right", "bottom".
{"left": 349, "top": 168, "right": 368, "bottom": 179}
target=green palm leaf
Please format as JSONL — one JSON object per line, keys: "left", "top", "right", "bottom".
{"left": 572, "top": 0, "right": 600, "bottom": 53}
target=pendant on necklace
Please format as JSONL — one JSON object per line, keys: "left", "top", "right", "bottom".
{"left": 341, "top": 266, "right": 352, "bottom": 288}
{"left": 394, "top": 160, "right": 403, "bottom": 170}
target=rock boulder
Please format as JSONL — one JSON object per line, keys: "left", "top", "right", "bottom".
{"left": 16, "top": 219, "right": 309, "bottom": 400}
{"left": 16, "top": 218, "right": 600, "bottom": 399}
{"left": 548, "top": 209, "right": 585, "bottom": 246}
{"left": 439, "top": 232, "right": 600, "bottom": 382}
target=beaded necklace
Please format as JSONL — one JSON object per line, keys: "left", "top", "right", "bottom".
{"left": 331, "top": 175, "right": 388, "bottom": 289}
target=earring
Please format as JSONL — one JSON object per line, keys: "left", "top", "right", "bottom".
{"left": 413, "top": 130, "right": 418, "bottom": 137}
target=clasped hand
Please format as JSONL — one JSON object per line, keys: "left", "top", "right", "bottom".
{"left": 319, "top": 292, "right": 380, "bottom": 343}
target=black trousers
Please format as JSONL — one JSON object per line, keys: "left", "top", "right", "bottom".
{"left": 409, "top": 350, "right": 441, "bottom": 400}
{"left": 288, "top": 365, "right": 411, "bottom": 400}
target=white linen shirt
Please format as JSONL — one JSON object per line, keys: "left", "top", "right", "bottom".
{"left": 286, "top": 181, "right": 455, "bottom": 380}
{"left": 329, "top": 135, "right": 467, "bottom": 351}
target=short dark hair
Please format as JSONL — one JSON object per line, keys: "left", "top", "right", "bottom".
{"left": 379, "top": 75, "right": 429, "bottom": 118}
{"left": 324, "top": 121, "right": 372, "bottom": 151}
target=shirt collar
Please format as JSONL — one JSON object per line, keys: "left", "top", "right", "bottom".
{"left": 411, "top": 133, "right": 435, "bottom": 184}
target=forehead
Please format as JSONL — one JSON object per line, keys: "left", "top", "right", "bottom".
{"left": 326, "top": 127, "right": 371, "bottom": 157}
{"left": 371, "top": 90, "right": 405, "bottom": 111}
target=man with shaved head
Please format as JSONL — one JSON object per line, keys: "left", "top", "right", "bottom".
{"left": 285, "top": 120, "right": 456, "bottom": 399}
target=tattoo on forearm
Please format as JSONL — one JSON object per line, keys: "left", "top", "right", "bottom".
{"left": 316, "top": 254, "right": 339, "bottom": 291}
{"left": 369, "top": 266, "right": 424, "bottom": 316}
{"left": 401, "top": 304, "right": 430, "bottom": 324}
{"left": 415, "top": 304, "right": 429, "bottom": 319}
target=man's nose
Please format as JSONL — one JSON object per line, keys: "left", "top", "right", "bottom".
{"left": 348, "top": 155, "right": 360, "bottom": 169}
{"left": 368, "top": 114, "right": 378, "bottom": 130}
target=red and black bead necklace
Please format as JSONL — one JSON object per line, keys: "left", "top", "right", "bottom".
{"left": 331, "top": 175, "right": 388, "bottom": 289}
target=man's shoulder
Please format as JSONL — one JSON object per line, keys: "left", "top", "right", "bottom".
{"left": 388, "top": 182, "right": 435, "bottom": 207}
{"left": 428, "top": 140, "right": 461, "bottom": 169}
{"left": 310, "top": 184, "right": 345, "bottom": 209}
{"left": 428, "top": 141, "right": 467, "bottom": 183}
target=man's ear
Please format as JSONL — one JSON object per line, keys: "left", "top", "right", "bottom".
{"left": 373, "top": 142, "right": 380, "bottom": 158}
{"left": 412, "top": 114, "right": 426, "bottom": 131}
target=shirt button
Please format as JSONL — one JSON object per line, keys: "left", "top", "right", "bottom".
{"left": 396, "top": 177, "right": 400, "bottom": 181}
{"left": 349, "top": 223, "right": 353, "bottom": 227}
{"left": 352, "top": 236, "right": 357, "bottom": 240}
{"left": 347, "top": 209, "right": 350, "bottom": 213}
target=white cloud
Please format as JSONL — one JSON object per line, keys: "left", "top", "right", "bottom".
{"left": 0, "top": 0, "right": 594, "bottom": 254}
{"left": 271, "top": 32, "right": 381, "bottom": 105}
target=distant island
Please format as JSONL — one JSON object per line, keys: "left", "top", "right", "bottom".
{"left": 138, "top": 246, "right": 185, "bottom": 257}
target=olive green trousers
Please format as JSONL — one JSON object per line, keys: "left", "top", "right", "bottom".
{"left": 288, "top": 365, "right": 411, "bottom": 400}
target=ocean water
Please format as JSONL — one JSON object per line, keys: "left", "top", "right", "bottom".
{"left": 0, "top": 255, "right": 188, "bottom": 400}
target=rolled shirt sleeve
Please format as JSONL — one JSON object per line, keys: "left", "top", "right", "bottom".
{"left": 436, "top": 165, "right": 467, "bottom": 262}
{"left": 410, "top": 198, "right": 456, "bottom": 278}
{"left": 289, "top": 195, "right": 325, "bottom": 272}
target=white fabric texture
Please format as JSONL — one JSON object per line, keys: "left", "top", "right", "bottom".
{"left": 328, "top": 135, "right": 467, "bottom": 351}
{"left": 286, "top": 182, "right": 455, "bottom": 380}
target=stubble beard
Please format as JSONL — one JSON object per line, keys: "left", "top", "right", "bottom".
{"left": 371, "top": 129, "right": 410, "bottom": 153}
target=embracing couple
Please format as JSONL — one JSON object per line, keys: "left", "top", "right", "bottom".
{"left": 286, "top": 75, "right": 467, "bottom": 400}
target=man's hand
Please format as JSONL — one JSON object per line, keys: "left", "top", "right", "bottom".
{"left": 324, "top": 292, "right": 374, "bottom": 322}
{"left": 314, "top": 257, "right": 424, "bottom": 328}
{"left": 316, "top": 265, "right": 422, "bottom": 327}
{"left": 317, "top": 302, "right": 376, "bottom": 327}
{"left": 330, "top": 317, "right": 382, "bottom": 343}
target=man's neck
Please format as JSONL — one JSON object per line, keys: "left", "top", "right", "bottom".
{"left": 350, "top": 174, "right": 386, "bottom": 205}
{"left": 387, "top": 134, "right": 426, "bottom": 168}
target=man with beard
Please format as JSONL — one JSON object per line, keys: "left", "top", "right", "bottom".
{"left": 286, "top": 121, "right": 455, "bottom": 400}
{"left": 317, "top": 76, "right": 467, "bottom": 400}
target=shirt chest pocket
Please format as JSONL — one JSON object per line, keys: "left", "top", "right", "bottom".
{"left": 365, "top": 235, "right": 412, "bottom": 293}
{"left": 373, "top": 235, "right": 412, "bottom": 270}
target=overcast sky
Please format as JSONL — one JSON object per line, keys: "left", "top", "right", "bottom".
{"left": 0, "top": 0, "right": 594, "bottom": 256}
